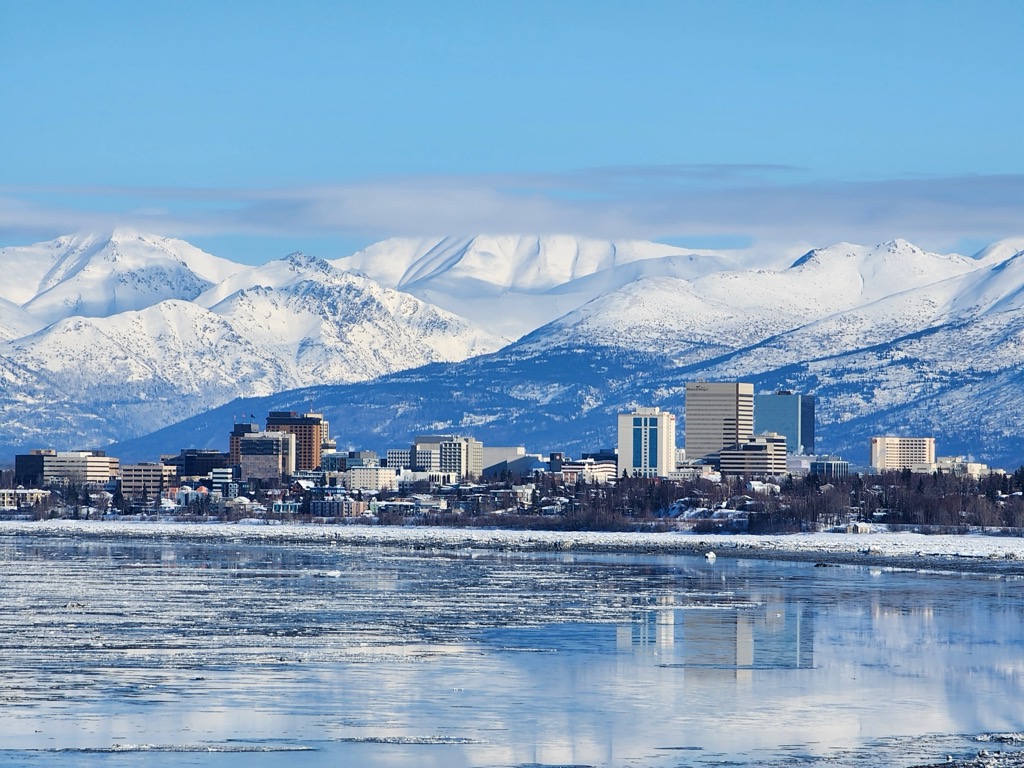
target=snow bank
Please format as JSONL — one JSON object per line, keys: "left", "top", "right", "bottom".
{"left": 3, "top": 520, "right": 1024, "bottom": 567}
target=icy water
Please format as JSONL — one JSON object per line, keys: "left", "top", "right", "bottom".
{"left": 1, "top": 532, "right": 1023, "bottom": 767}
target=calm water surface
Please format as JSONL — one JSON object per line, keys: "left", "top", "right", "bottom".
{"left": 1, "top": 532, "right": 1022, "bottom": 767}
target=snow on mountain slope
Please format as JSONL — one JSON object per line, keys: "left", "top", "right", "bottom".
{"left": 0, "top": 297, "right": 43, "bottom": 342}
{"left": 0, "top": 251, "right": 505, "bottom": 447}
{"left": 0, "top": 229, "right": 243, "bottom": 323}
{"left": 331, "top": 235, "right": 752, "bottom": 338}
{"left": 517, "top": 239, "right": 983, "bottom": 362}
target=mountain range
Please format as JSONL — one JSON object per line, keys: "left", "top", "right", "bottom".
{"left": 2, "top": 229, "right": 1023, "bottom": 469}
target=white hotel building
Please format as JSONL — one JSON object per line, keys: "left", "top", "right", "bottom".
{"left": 870, "top": 436, "right": 936, "bottom": 472}
{"left": 617, "top": 407, "right": 677, "bottom": 478}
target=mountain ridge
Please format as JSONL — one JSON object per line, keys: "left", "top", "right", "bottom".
{"left": 2, "top": 230, "right": 1024, "bottom": 468}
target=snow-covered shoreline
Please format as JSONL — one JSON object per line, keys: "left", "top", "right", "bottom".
{"left": 4, "top": 519, "right": 1024, "bottom": 573}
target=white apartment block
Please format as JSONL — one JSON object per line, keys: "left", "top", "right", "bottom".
{"left": 870, "top": 436, "right": 936, "bottom": 471}
{"left": 617, "top": 407, "right": 677, "bottom": 478}
{"left": 412, "top": 434, "right": 483, "bottom": 481}
{"left": 346, "top": 465, "right": 399, "bottom": 492}
{"left": 0, "top": 488, "right": 50, "bottom": 510}
{"left": 561, "top": 458, "right": 619, "bottom": 485}
{"left": 386, "top": 448, "right": 412, "bottom": 470}
{"left": 684, "top": 382, "right": 755, "bottom": 463}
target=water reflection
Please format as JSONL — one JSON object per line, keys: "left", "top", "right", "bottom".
{"left": 1, "top": 534, "right": 1023, "bottom": 768}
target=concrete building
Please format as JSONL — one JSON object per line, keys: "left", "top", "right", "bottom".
{"left": 239, "top": 431, "right": 296, "bottom": 484}
{"left": 386, "top": 448, "right": 412, "bottom": 470}
{"left": 934, "top": 456, "right": 992, "bottom": 479}
{"left": 265, "top": 412, "right": 328, "bottom": 472}
{"left": 412, "top": 435, "right": 483, "bottom": 481}
{"left": 121, "top": 462, "right": 177, "bottom": 501}
{"left": 718, "top": 433, "right": 788, "bottom": 477}
{"left": 310, "top": 497, "right": 370, "bottom": 517}
{"left": 684, "top": 382, "right": 755, "bottom": 463}
{"left": 15, "top": 450, "right": 120, "bottom": 487}
{"left": 809, "top": 457, "right": 851, "bottom": 478}
{"left": 347, "top": 465, "right": 399, "bottom": 492}
{"left": 165, "top": 448, "right": 231, "bottom": 480}
{"left": 561, "top": 458, "right": 619, "bottom": 485}
{"left": 616, "top": 406, "right": 677, "bottom": 478}
{"left": 322, "top": 450, "right": 379, "bottom": 473}
{"left": 0, "top": 488, "right": 50, "bottom": 510}
{"left": 870, "top": 436, "right": 936, "bottom": 472}
{"left": 754, "top": 391, "right": 815, "bottom": 454}
{"left": 229, "top": 422, "right": 261, "bottom": 467}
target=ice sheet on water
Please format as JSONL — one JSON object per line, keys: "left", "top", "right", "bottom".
{"left": 34, "top": 743, "right": 315, "bottom": 753}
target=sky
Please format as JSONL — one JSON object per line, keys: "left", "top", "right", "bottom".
{"left": 2, "top": 0, "right": 1023, "bottom": 264}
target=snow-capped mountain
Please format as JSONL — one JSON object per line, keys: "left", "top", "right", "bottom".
{"left": 331, "top": 235, "right": 758, "bottom": 338}
{"left": 112, "top": 236, "right": 1024, "bottom": 469}
{"left": 0, "top": 236, "right": 505, "bottom": 451}
{"left": 4, "top": 229, "right": 1024, "bottom": 469}
{"left": 0, "top": 229, "right": 243, "bottom": 325}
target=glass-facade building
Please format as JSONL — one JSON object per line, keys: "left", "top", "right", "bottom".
{"left": 754, "top": 391, "right": 815, "bottom": 455}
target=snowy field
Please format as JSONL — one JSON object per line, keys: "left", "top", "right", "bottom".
{"left": 3, "top": 519, "right": 1024, "bottom": 569}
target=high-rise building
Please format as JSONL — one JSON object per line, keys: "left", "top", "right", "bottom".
{"left": 870, "top": 436, "right": 935, "bottom": 471}
{"left": 616, "top": 407, "right": 677, "bottom": 478}
{"left": 239, "top": 431, "right": 296, "bottom": 484}
{"left": 684, "top": 382, "right": 755, "bottom": 463}
{"left": 411, "top": 435, "right": 484, "bottom": 481}
{"left": 754, "top": 391, "right": 815, "bottom": 454}
{"left": 229, "top": 422, "right": 261, "bottom": 468}
{"left": 265, "top": 412, "right": 328, "bottom": 472}
{"left": 165, "top": 448, "right": 231, "bottom": 480}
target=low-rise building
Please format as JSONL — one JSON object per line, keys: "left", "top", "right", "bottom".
{"left": 120, "top": 462, "right": 177, "bottom": 501}
{"left": 718, "top": 433, "right": 788, "bottom": 477}
{"left": 0, "top": 488, "right": 50, "bottom": 510}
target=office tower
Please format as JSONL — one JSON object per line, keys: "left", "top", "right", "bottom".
{"left": 684, "top": 382, "right": 755, "bottom": 463}
{"left": 239, "top": 431, "right": 296, "bottom": 483}
{"left": 229, "top": 422, "right": 261, "bottom": 468}
{"left": 754, "top": 391, "right": 815, "bottom": 454}
{"left": 265, "top": 412, "right": 327, "bottom": 472}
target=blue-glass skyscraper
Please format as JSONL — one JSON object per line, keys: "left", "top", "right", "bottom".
{"left": 754, "top": 391, "right": 815, "bottom": 455}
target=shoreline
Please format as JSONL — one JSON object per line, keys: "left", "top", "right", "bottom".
{"left": 4, "top": 519, "right": 1024, "bottom": 576}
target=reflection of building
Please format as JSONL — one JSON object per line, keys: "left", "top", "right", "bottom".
{"left": 754, "top": 391, "right": 815, "bottom": 454}
{"left": 618, "top": 599, "right": 814, "bottom": 675}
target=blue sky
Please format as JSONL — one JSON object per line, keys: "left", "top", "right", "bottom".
{"left": 2, "top": 0, "right": 1023, "bottom": 263}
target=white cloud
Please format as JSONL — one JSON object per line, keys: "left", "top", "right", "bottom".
{"left": 2, "top": 168, "right": 1023, "bottom": 257}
